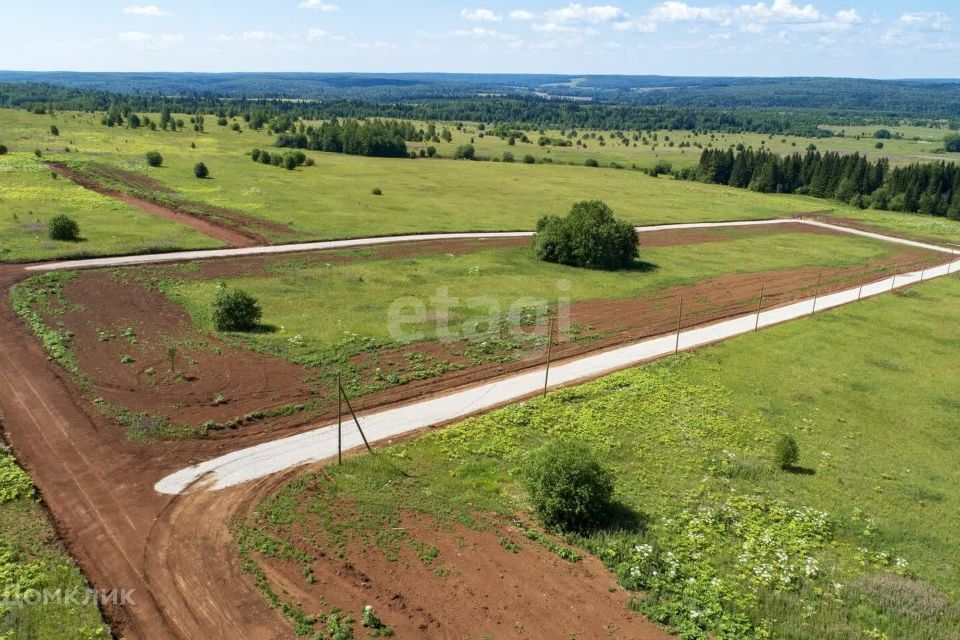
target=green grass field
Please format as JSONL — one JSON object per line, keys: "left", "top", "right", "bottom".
{"left": 4, "top": 108, "right": 960, "bottom": 253}
{"left": 0, "top": 153, "right": 221, "bottom": 263}
{"left": 162, "top": 228, "right": 891, "bottom": 343}
{"left": 420, "top": 121, "right": 960, "bottom": 171}
{"left": 0, "top": 108, "right": 857, "bottom": 245}
{"left": 0, "top": 449, "right": 109, "bottom": 639}
{"left": 241, "top": 273, "right": 960, "bottom": 640}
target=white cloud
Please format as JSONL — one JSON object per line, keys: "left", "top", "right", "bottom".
{"left": 122, "top": 5, "right": 171, "bottom": 17}
{"left": 307, "top": 28, "right": 345, "bottom": 41}
{"left": 241, "top": 30, "right": 275, "bottom": 40}
{"left": 899, "top": 12, "right": 951, "bottom": 32}
{"left": 298, "top": 0, "right": 339, "bottom": 11}
{"left": 613, "top": 19, "right": 657, "bottom": 32}
{"left": 452, "top": 26, "right": 517, "bottom": 40}
{"left": 460, "top": 8, "right": 503, "bottom": 22}
{"left": 648, "top": 2, "right": 731, "bottom": 24}
{"left": 545, "top": 3, "right": 625, "bottom": 23}
{"left": 737, "top": 0, "right": 820, "bottom": 24}
{"left": 509, "top": 9, "right": 536, "bottom": 21}
{"left": 532, "top": 22, "right": 580, "bottom": 33}
{"left": 118, "top": 31, "right": 184, "bottom": 49}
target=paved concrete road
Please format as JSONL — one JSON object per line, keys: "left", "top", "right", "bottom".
{"left": 30, "top": 217, "right": 945, "bottom": 272}
{"left": 153, "top": 220, "right": 960, "bottom": 495}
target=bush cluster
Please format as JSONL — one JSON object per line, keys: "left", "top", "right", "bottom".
{"left": 145, "top": 150, "right": 163, "bottom": 167}
{"left": 211, "top": 285, "right": 262, "bottom": 332}
{"left": 533, "top": 200, "right": 638, "bottom": 270}
{"left": 522, "top": 439, "right": 614, "bottom": 532}
{"left": 250, "top": 148, "right": 309, "bottom": 170}
{"left": 48, "top": 214, "right": 80, "bottom": 241}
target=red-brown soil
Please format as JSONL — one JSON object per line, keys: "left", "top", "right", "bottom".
{"left": 57, "top": 272, "right": 315, "bottom": 427}
{"left": 253, "top": 507, "right": 672, "bottom": 639}
{"left": 0, "top": 220, "right": 953, "bottom": 640}
{"left": 34, "top": 225, "right": 952, "bottom": 444}
{"left": 48, "top": 162, "right": 289, "bottom": 248}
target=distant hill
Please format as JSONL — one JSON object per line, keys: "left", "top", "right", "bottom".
{"left": 1, "top": 71, "right": 959, "bottom": 116}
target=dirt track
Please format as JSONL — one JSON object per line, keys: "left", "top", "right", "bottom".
{"left": 0, "top": 221, "right": 955, "bottom": 639}
{"left": 49, "top": 162, "right": 275, "bottom": 248}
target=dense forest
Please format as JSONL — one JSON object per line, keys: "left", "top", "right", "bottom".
{"left": 689, "top": 147, "right": 960, "bottom": 217}
{"left": 2, "top": 81, "right": 958, "bottom": 138}
{"left": 3, "top": 72, "right": 960, "bottom": 118}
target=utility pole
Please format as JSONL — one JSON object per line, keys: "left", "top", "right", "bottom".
{"left": 754, "top": 283, "right": 764, "bottom": 332}
{"left": 674, "top": 297, "right": 683, "bottom": 355}
{"left": 543, "top": 316, "right": 554, "bottom": 397}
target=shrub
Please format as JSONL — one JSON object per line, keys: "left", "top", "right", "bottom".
{"left": 945, "top": 134, "right": 960, "bottom": 153}
{"left": 193, "top": 162, "right": 209, "bottom": 179}
{"left": 533, "top": 200, "right": 638, "bottom": 270}
{"left": 522, "top": 439, "right": 614, "bottom": 532}
{"left": 523, "top": 154, "right": 536, "bottom": 164}
{"left": 145, "top": 151, "right": 163, "bottom": 167}
{"left": 283, "top": 154, "right": 298, "bottom": 170}
{"left": 50, "top": 125, "right": 59, "bottom": 136}
{"left": 371, "top": 187, "right": 382, "bottom": 195}
{"left": 303, "top": 157, "right": 315, "bottom": 166}
{"left": 584, "top": 158, "right": 599, "bottom": 167}
{"left": 251, "top": 148, "right": 261, "bottom": 162}
{"left": 773, "top": 434, "right": 800, "bottom": 470}
{"left": 211, "top": 285, "right": 262, "bottom": 332}
{"left": 453, "top": 144, "right": 476, "bottom": 160}
{"left": 48, "top": 214, "right": 80, "bottom": 241}
{"left": 502, "top": 151, "right": 515, "bottom": 163}
{"left": 0, "top": 144, "right": 7, "bottom": 155}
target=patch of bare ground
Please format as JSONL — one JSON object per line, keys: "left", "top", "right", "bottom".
{"left": 251, "top": 507, "right": 673, "bottom": 639}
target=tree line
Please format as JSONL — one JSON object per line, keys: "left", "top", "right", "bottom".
{"left": 274, "top": 119, "right": 413, "bottom": 158}
{"left": 8, "top": 81, "right": 959, "bottom": 139}
{"left": 688, "top": 147, "right": 960, "bottom": 218}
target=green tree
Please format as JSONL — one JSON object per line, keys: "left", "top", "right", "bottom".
{"left": 522, "top": 439, "right": 614, "bottom": 532}
{"left": 211, "top": 285, "right": 262, "bottom": 332}
{"left": 48, "top": 215, "right": 80, "bottom": 241}
{"left": 145, "top": 151, "right": 163, "bottom": 167}
{"left": 773, "top": 434, "right": 800, "bottom": 470}
{"left": 533, "top": 200, "right": 638, "bottom": 270}
{"left": 453, "top": 144, "right": 475, "bottom": 160}
{"left": 49, "top": 125, "right": 59, "bottom": 136}
{"left": 945, "top": 134, "right": 960, "bottom": 153}
{"left": 0, "top": 144, "right": 7, "bottom": 155}
{"left": 193, "top": 162, "right": 209, "bottom": 179}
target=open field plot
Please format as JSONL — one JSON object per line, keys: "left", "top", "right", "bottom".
{"left": 417, "top": 122, "right": 960, "bottom": 170}
{"left": 11, "top": 223, "right": 943, "bottom": 440}
{"left": 0, "top": 108, "right": 855, "bottom": 243}
{"left": 236, "top": 272, "right": 960, "bottom": 640}
{"left": 0, "top": 447, "right": 109, "bottom": 639}
{"left": 0, "top": 153, "right": 221, "bottom": 263}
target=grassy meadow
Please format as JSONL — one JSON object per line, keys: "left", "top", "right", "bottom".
{"left": 0, "top": 107, "right": 857, "bottom": 246}
{"left": 0, "top": 152, "right": 221, "bottom": 263}
{"left": 153, "top": 228, "right": 895, "bottom": 383}
{"left": 419, "top": 121, "right": 960, "bottom": 171}
{"left": 0, "top": 449, "right": 109, "bottom": 639}
{"left": 3, "top": 108, "right": 960, "bottom": 254}
{"left": 241, "top": 272, "right": 960, "bottom": 640}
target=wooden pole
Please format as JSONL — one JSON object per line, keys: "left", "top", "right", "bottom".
{"left": 543, "top": 316, "right": 554, "bottom": 397}
{"left": 891, "top": 257, "right": 900, "bottom": 291}
{"left": 339, "top": 379, "right": 373, "bottom": 453}
{"left": 857, "top": 263, "right": 868, "bottom": 301}
{"left": 811, "top": 271, "right": 822, "bottom": 314}
{"left": 337, "top": 371, "right": 342, "bottom": 465}
{"left": 920, "top": 257, "right": 929, "bottom": 281}
{"left": 674, "top": 297, "right": 683, "bottom": 355}
{"left": 754, "top": 283, "right": 764, "bottom": 332}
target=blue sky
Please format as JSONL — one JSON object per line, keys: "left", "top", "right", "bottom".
{"left": 2, "top": 1, "right": 958, "bottom": 77}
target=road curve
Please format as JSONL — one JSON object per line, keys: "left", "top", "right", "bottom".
{"left": 26, "top": 217, "right": 956, "bottom": 272}
{"left": 154, "top": 219, "right": 960, "bottom": 495}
